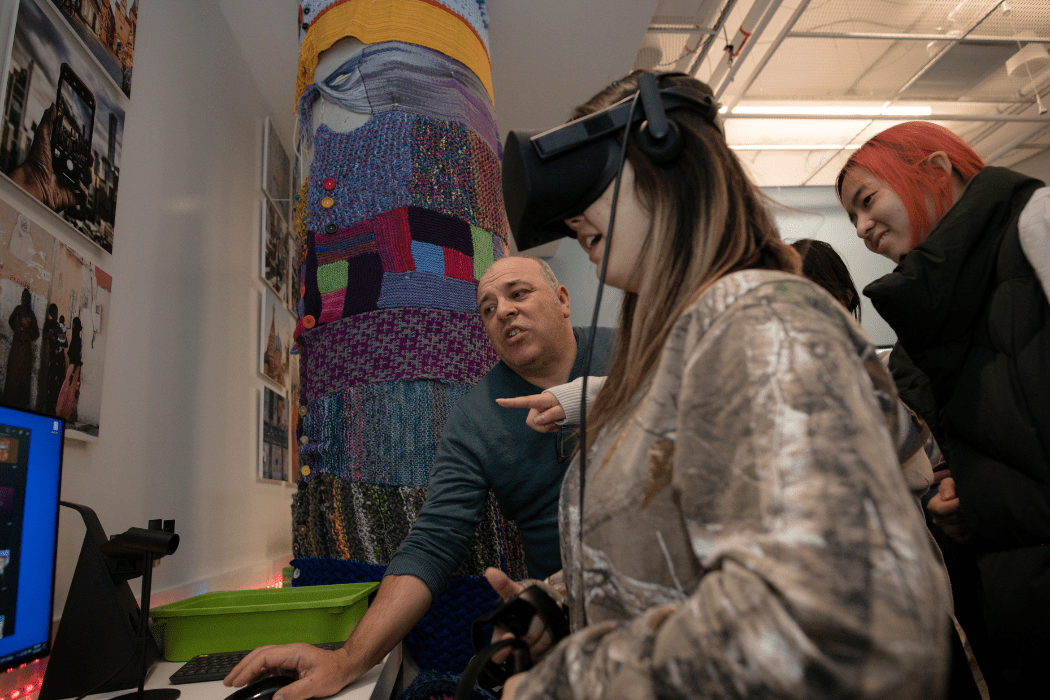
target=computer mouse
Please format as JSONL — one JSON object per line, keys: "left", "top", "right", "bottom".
{"left": 223, "top": 674, "right": 296, "bottom": 700}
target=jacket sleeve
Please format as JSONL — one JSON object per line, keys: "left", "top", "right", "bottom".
{"left": 513, "top": 294, "right": 948, "bottom": 700}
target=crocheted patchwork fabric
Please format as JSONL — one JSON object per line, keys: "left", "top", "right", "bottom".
{"left": 306, "top": 118, "right": 510, "bottom": 242}
{"left": 292, "top": 476, "right": 527, "bottom": 578}
{"left": 298, "top": 380, "right": 472, "bottom": 487}
{"left": 298, "top": 308, "right": 497, "bottom": 404}
{"left": 299, "top": 41, "right": 500, "bottom": 158}
{"left": 297, "top": 0, "right": 493, "bottom": 107}
{"left": 297, "top": 208, "right": 505, "bottom": 334}
{"left": 306, "top": 117, "right": 508, "bottom": 243}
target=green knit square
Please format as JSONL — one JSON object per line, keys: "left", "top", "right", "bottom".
{"left": 317, "top": 260, "right": 349, "bottom": 294}
{"left": 471, "top": 225, "right": 494, "bottom": 281}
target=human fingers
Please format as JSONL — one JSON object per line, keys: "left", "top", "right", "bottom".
{"left": 495, "top": 393, "right": 558, "bottom": 412}
{"left": 484, "top": 567, "right": 525, "bottom": 602}
{"left": 938, "top": 476, "right": 958, "bottom": 500}
{"left": 501, "top": 672, "right": 526, "bottom": 699}
{"left": 224, "top": 645, "right": 283, "bottom": 687}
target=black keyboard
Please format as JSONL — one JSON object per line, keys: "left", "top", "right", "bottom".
{"left": 168, "top": 642, "right": 343, "bottom": 685}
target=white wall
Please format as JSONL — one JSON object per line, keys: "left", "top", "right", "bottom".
{"left": 541, "top": 186, "right": 898, "bottom": 347}
{"left": 0, "top": 0, "right": 298, "bottom": 616}
{"left": 1011, "top": 146, "right": 1050, "bottom": 183}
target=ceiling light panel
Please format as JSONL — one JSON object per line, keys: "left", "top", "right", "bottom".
{"left": 793, "top": 0, "right": 1005, "bottom": 37}
{"left": 723, "top": 117, "right": 878, "bottom": 145}
{"left": 744, "top": 37, "right": 941, "bottom": 99}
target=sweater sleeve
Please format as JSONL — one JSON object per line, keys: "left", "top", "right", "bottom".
{"left": 514, "top": 292, "right": 948, "bottom": 700}
{"left": 1019, "top": 186, "right": 1050, "bottom": 303}
{"left": 546, "top": 376, "right": 606, "bottom": 427}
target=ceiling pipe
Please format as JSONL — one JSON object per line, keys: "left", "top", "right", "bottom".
{"left": 787, "top": 31, "right": 1050, "bottom": 43}
{"left": 687, "top": 0, "right": 742, "bottom": 76}
{"left": 986, "top": 121, "right": 1050, "bottom": 162}
{"left": 724, "top": 112, "right": 1050, "bottom": 122}
{"left": 721, "top": 0, "right": 815, "bottom": 114}
{"left": 708, "top": 0, "right": 784, "bottom": 98}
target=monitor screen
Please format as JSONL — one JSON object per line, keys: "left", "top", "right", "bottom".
{"left": 0, "top": 405, "right": 63, "bottom": 672}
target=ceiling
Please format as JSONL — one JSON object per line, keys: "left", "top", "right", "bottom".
{"left": 637, "top": 0, "right": 1050, "bottom": 185}
{"left": 219, "top": 0, "right": 1050, "bottom": 188}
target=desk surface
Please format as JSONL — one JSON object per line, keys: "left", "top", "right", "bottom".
{"left": 84, "top": 661, "right": 384, "bottom": 700}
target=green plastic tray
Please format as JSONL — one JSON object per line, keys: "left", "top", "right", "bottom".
{"left": 149, "top": 582, "right": 379, "bottom": 661}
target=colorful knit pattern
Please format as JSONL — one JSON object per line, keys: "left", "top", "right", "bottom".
{"left": 307, "top": 117, "right": 509, "bottom": 243}
{"left": 299, "top": 41, "right": 500, "bottom": 158}
{"left": 297, "top": 206, "right": 504, "bottom": 329}
{"left": 299, "top": 380, "right": 472, "bottom": 487}
{"left": 292, "top": 475, "right": 528, "bottom": 577}
{"left": 296, "top": 0, "right": 493, "bottom": 107}
{"left": 297, "top": 308, "right": 497, "bottom": 403}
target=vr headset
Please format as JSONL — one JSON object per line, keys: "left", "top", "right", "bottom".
{"left": 502, "top": 72, "right": 717, "bottom": 251}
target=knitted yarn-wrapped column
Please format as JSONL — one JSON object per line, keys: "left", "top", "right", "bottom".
{"left": 289, "top": 0, "right": 526, "bottom": 687}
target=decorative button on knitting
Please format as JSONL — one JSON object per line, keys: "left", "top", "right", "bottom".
{"left": 302, "top": 315, "right": 316, "bottom": 329}
{"left": 301, "top": 466, "right": 311, "bottom": 476}
{"left": 325, "top": 223, "right": 338, "bottom": 234}
{"left": 321, "top": 197, "right": 335, "bottom": 209}
{"left": 299, "top": 435, "right": 309, "bottom": 446}
{"left": 322, "top": 177, "right": 336, "bottom": 191}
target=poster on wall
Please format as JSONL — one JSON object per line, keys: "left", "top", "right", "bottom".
{"left": 288, "top": 354, "right": 299, "bottom": 483}
{"left": 262, "top": 117, "right": 290, "bottom": 223}
{"left": 258, "top": 386, "right": 289, "bottom": 482}
{"left": 258, "top": 287, "right": 291, "bottom": 388}
{"left": 46, "top": 0, "right": 140, "bottom": 97}
{"left": 2, "top": 0, "right": 127, "bottom": 254}
{"left": 0, "top": 196, "right": 111, "bottom": 439}
{"left": 260, "top": 198, "right": 288, "bottom": 303}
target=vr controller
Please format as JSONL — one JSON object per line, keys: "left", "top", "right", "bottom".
{"left": 454, "top": 585, "right": 570, "bottom": 700}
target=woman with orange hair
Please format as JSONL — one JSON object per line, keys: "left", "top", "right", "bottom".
{"left": 838, "top": 121, "right": 1050, "bottom": 695}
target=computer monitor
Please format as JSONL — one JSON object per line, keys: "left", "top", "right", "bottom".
{"left": 0, "top": 404, "right": 64, "bottom": 673}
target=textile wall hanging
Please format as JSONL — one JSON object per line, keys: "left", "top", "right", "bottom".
{"left": 289, "top": 0, "right": 522, "bottom": 683}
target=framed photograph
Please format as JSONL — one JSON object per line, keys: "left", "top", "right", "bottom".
{"left": 258, "top": 287, "right": 291, "bottom": 387}
{"left": 262, "top": 117, "right": 290, "bottom": 221}
{"left": 46, "top": 0, "right": 140, "bottom": 97}
{"left": 286, "top": 234, "right": 298, "bottom": 311}
{"left": 2, "top": 0, "right": 127, "bottom": 254}
{"left": 260, "top": 198, "right": 288, "bottom": 300}
{"left": 258, "top": 386, "right": 289, "bottom": 482}
{"left": 288, "top": 354, "right": 300, "bottom": 483}
{"left": 0, "top": 196, "right": 112, "bottom": 439}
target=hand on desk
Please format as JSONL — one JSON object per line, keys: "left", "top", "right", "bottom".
{"left": 222, "top": 644, "right": 355, "bottom": 700}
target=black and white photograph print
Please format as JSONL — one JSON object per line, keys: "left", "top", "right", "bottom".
{"left": 2, "top": 0, "right": 127, "bottom": 254}
{"left": 262, "top": 117, "right": 290, "bottom": 221}
{"left": 47, "top": 0, "right": 140, "bottom": 97}
{"left": 260, "top": 198, "right": 289, "bottom": 301}
{"left": 258, "top": 386, "right": 289, "bottom": 482}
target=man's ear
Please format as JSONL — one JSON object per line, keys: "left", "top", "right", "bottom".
{"left": 557, "top": 285, "right": 571, "bottom": 317}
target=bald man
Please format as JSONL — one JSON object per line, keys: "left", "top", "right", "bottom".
{"left": 226, "top": 257, "right": 615, "bottom": 700}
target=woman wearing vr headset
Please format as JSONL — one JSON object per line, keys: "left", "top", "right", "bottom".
{"left": 490, "top": 71, "right": 951, "bottom": 699}
{"left": 837, "top": 121, "right": 1050, "bottom": 696}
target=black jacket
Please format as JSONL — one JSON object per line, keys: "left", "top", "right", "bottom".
{"left": 865, "top": 167, "right": 1050, "bottom": 684}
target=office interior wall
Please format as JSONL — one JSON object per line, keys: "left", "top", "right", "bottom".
{"left": 0, "top": 0, "right": 297, "bottom": 616}
{"left": 544, "top": 186, "right": 898, "bottom": 347}
{"left": 1012, "top": 147, "right": 1050, "bottom": 184}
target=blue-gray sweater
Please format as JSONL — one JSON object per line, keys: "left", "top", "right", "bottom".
{"left": 385, "top": 327, "right": 616, "bottom": 597}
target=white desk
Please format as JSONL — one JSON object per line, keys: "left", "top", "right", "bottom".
{"left": 83, "top": 660, "right": 386, "bottom": 700}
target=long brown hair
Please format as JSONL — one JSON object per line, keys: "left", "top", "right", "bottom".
{"left": 583, "top": 71, "right": 797, "bottom": 450}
